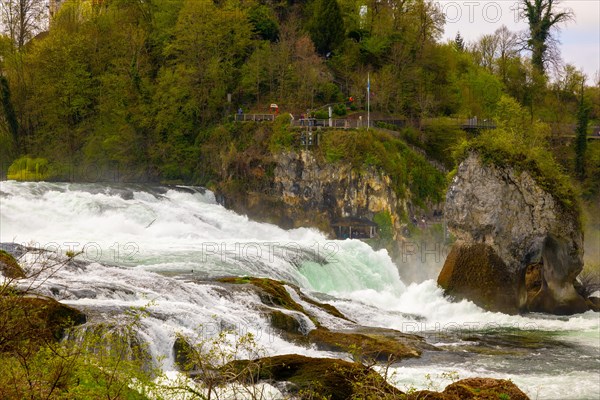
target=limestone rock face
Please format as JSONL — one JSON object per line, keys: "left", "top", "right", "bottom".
{"left": 273, "top": 151, "right": 404, "bottom": 232}
{"left": 439, "top": 153, "right": 587, "bottom": 314}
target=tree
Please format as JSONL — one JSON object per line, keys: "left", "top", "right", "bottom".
{"left": 308, "top": 0, "right": 345, "bottom": 55}
{"left": 248, "top": 4, "right": 279, "bottom": 42}
{"left": 0, "top": 76, "right": 19, "bottom": 152}
{"left": 473, "top": 34, "right": 498, "bottom": 71}
{"left": 495, "top": 25, "right": 519, "bottom": 84}
{"left": 521, "top": 0, "right": 573, "bottom": 74}
{"left": 454, "top": 31, "right": 464, "bottom": 52}
{"left": 0, "top": 0, "right": 47, "bottom": 50}
{"left": 574, "top": 81, "right": 590, "bottom": 180}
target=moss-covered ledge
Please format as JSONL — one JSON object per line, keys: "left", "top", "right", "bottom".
{"left": 217, "top": 276, "right": 427, "bottom": 362}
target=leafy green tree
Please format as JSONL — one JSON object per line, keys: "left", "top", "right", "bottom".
{"left": 26, "top": 21, "right": 96, "bottom": 163}
{"left": 248, "top": 4, "right": 279, "bottom": 42}
{"left": 308, "top": 0, "right": 345, "bottom": 55}
{"left": 150, "top": 0, "right": 253, "bottom": 179}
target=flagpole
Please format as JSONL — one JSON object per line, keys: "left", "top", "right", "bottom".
{"left": 367, "top": 72, "right": 370, "bottom": 130}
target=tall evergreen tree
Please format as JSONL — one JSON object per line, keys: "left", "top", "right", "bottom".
{"left": 308, "top": 0, "right": 345, "bottom": 55}
{"left": 454, "top": 31, "right": 465, "bottom": 52}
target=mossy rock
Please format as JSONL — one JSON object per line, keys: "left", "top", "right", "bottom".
{"left": 270, "top": 310, "right": 303, "bottom": 334}
{"left": 219, "top": 277, "right": 305, "bottom": 313}
{"left": 173, "top": 335, "right": 195, "bottom": 371}
{"left": 407, "top": 391, "right": 448, "bottom": 400}
{"left": 226, "top": 354, "right": 402, "bottom": 400}
{"left": 296, "top": 291, "right": 350, "bottom": 321}
{"left": 441, "top": 378, "right": 529, "bottom": 400}
{"left": 308, "top": 329, "right": 421, "bottom": 362}
{"left": 438, "top": 243, "right": 521, "bottom": 314}
{"left": 20, "top": 296, "right": 87, "bottom": 340}
{"left": 220, "top": 277, "right": 424, "bottom": 362}
{"left": 408, "top": 378, "right": 530, "bottom": 399}
{"left": 218, "top": 276, "right": 351, "bottom": 328}
{"left": 0, "top": 250, "right": 25, "bottom": 279}
{"left": 1, "top": 295, "right": 86, "bottom": 353}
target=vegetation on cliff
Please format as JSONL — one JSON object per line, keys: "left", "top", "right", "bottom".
{"left": 454, "top": 96, "right": 579, "bottom": 212}
{"left": 0, "top": 0, "right": 596, "bottom": 195}
{"left": 319, "top": 128, "right": 446, "bottom": 205}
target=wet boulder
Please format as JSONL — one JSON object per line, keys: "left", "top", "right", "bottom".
{"left": 439, "top": 153, "right": 588, "bottom": 315}
{"left": 0, "top": 250, "right": 25, "bottom": 279}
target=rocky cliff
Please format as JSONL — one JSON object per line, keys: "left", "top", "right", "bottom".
{"left": 218, "top": 150, "right": 409, "bottom": 238}
{"left": 273, "top": 151, "right": 406, "bottom": 235}
{"left": 438, "top": 152, "right": 588, "bottom": 314}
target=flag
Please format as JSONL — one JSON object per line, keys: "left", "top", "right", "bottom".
{"left": 367, "top": 74, "right": 370, "bottom": 92}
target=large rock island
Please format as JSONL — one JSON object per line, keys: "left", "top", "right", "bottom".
{"left": 438, "top": 152, "right": 589, "bottom": 315}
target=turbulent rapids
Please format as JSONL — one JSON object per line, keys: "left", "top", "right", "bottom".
{"left": 1, "top": 181, "right": 599, "bottom": 399}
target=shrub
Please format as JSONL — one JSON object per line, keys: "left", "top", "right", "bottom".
{"left": 269, "top": 114, "right": 296, "bottom": 152}
{"left": 312, "top": 110, "right": 329, "bottom": 119}
{"left": 316, "top": 82, "right": 343, "bottom": 103}
{"left": 7, "top": 156, "right": 54, "bottom": 181}
{"left": 373, "top": 211, "right": 394, "bottom": 241}
{"left": 333, "top": 103, "right": 347, "bottom": 116}
{"left": 422, "top": 118, "right": 466, "bottom": 169}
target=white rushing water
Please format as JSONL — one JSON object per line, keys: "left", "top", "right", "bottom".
{"left": 1, "top": 181, "right": 599, "bottom": 399}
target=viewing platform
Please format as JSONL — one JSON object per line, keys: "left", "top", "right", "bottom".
{"left": 332, "top": 217, "right": 378, "bottom": 240}
{"left": 234, "top": 114, "right": 275, "bottom": 122}
{"left": 232, "top": 113, "right": 600, "bottom": 140}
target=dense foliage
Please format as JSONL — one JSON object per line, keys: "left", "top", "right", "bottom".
{"left": 0, "top": 0, "right": 596, "bottom": 197}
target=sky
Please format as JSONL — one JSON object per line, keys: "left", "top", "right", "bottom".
{"left": 437, "top": 0, "right": 600, "bottom": 83}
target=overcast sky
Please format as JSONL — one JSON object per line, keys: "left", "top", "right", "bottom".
{"left": 437, "top": 0, "right": 600, "bottom": 83}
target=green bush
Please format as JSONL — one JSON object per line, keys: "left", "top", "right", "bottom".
{"left": 313, "top": 110, "right": 329, "bottom": 119}
{"left": 316, "top": 82, "right": 343, "bottom": 103}
{"left": 269, "top": 114, "right": 296, "bottom": 152}
{"left": 7, "top": 156, "right": 54, "bottom": 181}
{"left": 374, "top": 211, "right": 394, "bottom": 241}
{"left": 422, "top": 118, "right": 466, "bottom": 169}
{"left": 333, "top": 103, "right": 347, "bottom": 117}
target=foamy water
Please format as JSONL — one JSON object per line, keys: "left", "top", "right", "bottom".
{"left": 1, "top": 181, "right": 598, "bottom": 398}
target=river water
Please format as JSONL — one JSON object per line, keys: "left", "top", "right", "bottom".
{"left": 0, "top": 181, "right": 598, "bottom": 399}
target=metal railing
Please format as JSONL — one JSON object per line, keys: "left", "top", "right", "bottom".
{"left": 234, "top": 114, "right": 275, "bottom": 122}
{"left": 290, "top": 118, "right": 368, "bottom": 129}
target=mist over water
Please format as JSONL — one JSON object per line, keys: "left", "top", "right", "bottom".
{"left": 1, "top": 181, "right": 598, "bottom": 399}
